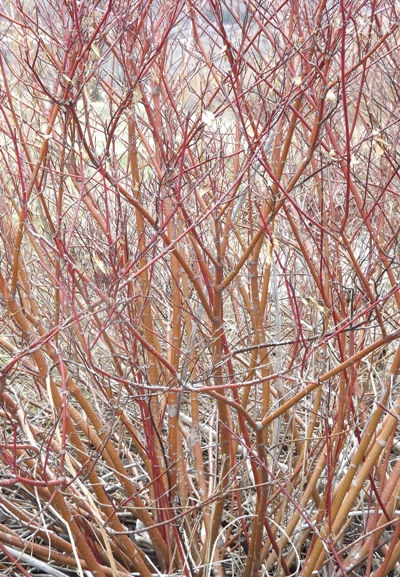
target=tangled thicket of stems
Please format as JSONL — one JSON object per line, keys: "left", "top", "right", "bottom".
{"left": 0, "top": 0, "right": 399, "bottom": 576}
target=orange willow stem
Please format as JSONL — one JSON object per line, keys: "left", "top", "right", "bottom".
{"left": 302, "top": 344, "right": 400, "bottom": 576}
{"left": 261, "top": 331, "right": 400, "bottom": 430}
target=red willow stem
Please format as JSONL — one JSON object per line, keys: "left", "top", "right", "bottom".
{"left": 0, "top": 2, "right": 399, "bottom": 575}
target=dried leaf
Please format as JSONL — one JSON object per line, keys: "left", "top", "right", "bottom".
{"left": 326, "top": 90, "right": 336, "bottom": 102}
{"left": 62, "top": 74, "right": 73, "bottom": 84}
{"left": 329, "top": 149, "right": 338, "bottom": 160}
{"left": 94, "top": 254, "right": 106, "bottom": 273}
{"left": 199, "top": 184, "right": 210, "bottom": 197}
{"left": 272, "top": 234, "right": 279, "bottom": 251}
{"left": 293, "top": 76, "right": 302, "bottom": 86}
{"left": 202, "top": 109, "right": 216, "bottom": 127}
{"left": 131, "top": 87, "right": 141, "bottom": 105}
{"left": 308, "top": 296, "right": 325, "bottom": 313}
{"left": 375, "top": 142, "right": 384, "bottom": 157}
{"left": 91, "top": 43, "right": 100, "bottom": 59}
{"left": 266, "top": 240, "right": 273, "bottom": 265}
{"left": 264, "top": 235, "right": 279, "bottom": 266}
{"left": 375, "top": 137, "right": 389, "bottom": 146}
